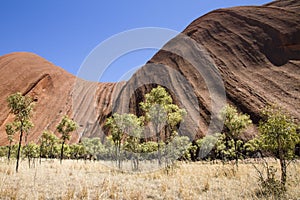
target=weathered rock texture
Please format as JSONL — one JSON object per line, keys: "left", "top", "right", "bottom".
{"left": 0, "top": 0, "right": 299, "bottom": 144}
{"left": 0, "top": 52, "right": 119, "bottom": 144}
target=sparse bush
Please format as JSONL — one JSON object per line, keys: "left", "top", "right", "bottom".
{"left": 258, "top": 105, "right": 299, "bottom": 186}
{"left": 0, "top": 146, "right": 7, "bottom": 157}
{"left": 7, "top": 92, "right": 34, "bottom": 172}
{"left": 255, "top": 165, "right": 286, "bottom": 198}
{"left": 39, "top": 130, "right": 59, "bottom": 159}
{"left": 69, "top": 144, "right": 85, "bottom": 160}
{"left": 56, "top": 115, "right": 78, "bottom": 164}
{"left": 219, "top": 104, "right": 252, "bottom": 167}
{"left": 140, "top": 141, "right": 158, "bottom": 160}
{"left": 23, "top": 142, "right": 39, "bottom": 168}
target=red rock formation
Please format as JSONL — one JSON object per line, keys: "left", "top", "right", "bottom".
{"left": 0, "top": 0, "right": 299, "bottom": 144}
{"left": 0, "top": 52, "right": 119, "bottom": 145}
{"left": 114, "top": 0, "right": 300, "bottom": 139}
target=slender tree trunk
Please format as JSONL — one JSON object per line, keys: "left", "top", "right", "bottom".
{"left": 39, "top": 144, "right": 42, "bottom": 164}
{"left": 50, "top": 145, "right": 53, "bottom": 159}
{"left": 156, "top": 124, "right": 161, "bottom": 166}
{"left": 60, "top": 141, "right": 65, "bottom": 164}
{"left": 16, "top": 125, "right": 23, "bottom": 173}
{"left": 118, "top": 142, "right": 121, "bottom": 169}
{"left": 115, "top": 144, "right": 118, "bottom": 167}
{"left": 7, "top": 143, "right": 12, "bottom": 162}
{"left": 136, "top": 155, "right": 139, "bottom": 171}
{"left": 277, "top": 139, "right": 287, "bottom": 186}
{"left": 28, "top": 156, "right": 31, "bottom": 168}
{"left": 234, "top": 139, "right": 238, "bottom": 168}
{"left": 279, "top": 150, "right": 287, "bottom": 186}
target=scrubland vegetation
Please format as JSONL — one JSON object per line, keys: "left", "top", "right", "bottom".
{"left": 0, "top": 159, "right": 299, "bottom": 199}
{"left": 1, "top": 88, "right": 299, "bottom": 199}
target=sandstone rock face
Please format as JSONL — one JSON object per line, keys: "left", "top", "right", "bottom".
{"left": 116, "top": 0, "right": 300, "bottom": 139}
{"left": 0, "top": 52, "right": 118, "bottom": 145}
{"left": 0, "top": 0, "right": 299, "bottom": 144}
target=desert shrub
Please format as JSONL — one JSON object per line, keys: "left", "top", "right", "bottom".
{"left": 39, "top": 130, "right": 59, "bottom": 159}
{"left": 255, "top": 165, "right": 286, "bottom": 198}
{"left": 0, "top": 146, "right": 7, "bottom": 157}
{"left": 69, "top": 144, "right": 85, "bottom": 160}
{"left": 163, "top": 135, "right": 190, "bottom": 162}
{"left": 23, "top": 142, "right": 39, "bottom": 168}
{"left": 81, "top": 137, "right": 114, "bottom": 160}
{"left": 140, "top": 141, "right": 158, "bottom": 160}
{"left": 258, "top": 105, "right": 299, "bottom": 186}
{"left": 218, "top": 104, "right": 252, "bottom": 167}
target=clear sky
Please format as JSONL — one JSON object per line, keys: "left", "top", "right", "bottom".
{"left": 0, "top": 0, "right": 271, "bottom": 82}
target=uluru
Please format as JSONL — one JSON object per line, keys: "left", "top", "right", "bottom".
{"left": 1, "top": 1, "right": 300, "bottom": 199}
{"left": 0, "top": 0, "right": 299, "bottom": 145}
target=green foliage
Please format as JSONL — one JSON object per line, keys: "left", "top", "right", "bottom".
{"left": 105, "top": 114, "right": 124, "bottom": 146}
{"left": 0, "top": 146, "right": 7, "bottom": 157}
{"left": 259, "top": 105, "right": 299, "bottom": 160}
{"left": 39, "top": 130, "right": 59, "bottom": 159}
{"left": 184, "top": 142, "right": 198, "bottom": 161}
{"left": 140, "top": 86, "right": 173, "bottom": 113}
{"left": 106, "top": 113, "right": 144, "bottom": 169}
{"left": 123, "top": 115, "right": 144, "bottom": 154}
{"left": 102, "top": 86, "right": 187, "bottom": 170}
{"left": 258, "top": 105, "right": 299, "bottom": 185}
{"left": 219, "top": 105, "right": 252, "bottom": 166}
{"left": 220, "top": 105, "right": 252, "bottom": 139}
{"left": 5, "top": 123, "right": 15, "bottom": 144}
{"left": 23, "top": 142, "right": 39, "bottom": 159}
{"left": 140, "top": 86, "right": 186, "bottom": 135}
{"left": 0, "top": 144, "right": 19, "bottom": 159}
{"left": 81, "top": 137, "right": 114, "bottom": 160}
{"left": 61, "top": 144, "right": 71, "bottom": 159}
{"left": 215, "top": 133, "right": 236, "bottom": 161}
{"left": 139, "top": 86, "right": 186, "bottom": 166}
{"left": 7, "top": 92, "right": 34, "bottom": 122}
{"left": 196, "top": 134, "right": 219, "bottom": 160}
{"left": 56, "top": 115, "right": 78, "bottom": 142}
{"left": 244, "top": 138, "right": 261, "bottom": 156}
{"left": 7, "top": 92, "right": 34, "bottom": 172}
{"left": 23, "top": 142, "right": 39, "bottom": 168}
{"left": 164, "top": 135, "right": 190, "bottom": 162}
{"left": 140, "top": 141, "right": 158, "bottom": 153}
{"left": 138, "top": 141, "right": 158, "bottom": 160}
{"left": 5, "top": 123, "right": 16, "bottom": 161}
{"left": 56, "top": 115, "right": 78, "bottom": 163}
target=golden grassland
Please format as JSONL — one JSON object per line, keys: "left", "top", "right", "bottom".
{"left": 0, "top": 158, "right": 299, "bottom": 200}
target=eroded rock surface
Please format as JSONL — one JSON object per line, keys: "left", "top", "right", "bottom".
{"left": 0, "top": 0, "right": 299, "bottom": 144}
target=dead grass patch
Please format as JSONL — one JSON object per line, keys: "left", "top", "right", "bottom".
{"left": 0, "top": 159, "right": 299, "bottom": 199}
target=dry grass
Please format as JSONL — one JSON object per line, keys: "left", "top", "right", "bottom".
{"left": 0, "top": 159, "right": 299, "bottom": 199}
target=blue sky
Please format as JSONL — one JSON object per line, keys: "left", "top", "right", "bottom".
{"left": 0, "top": 0, "right": 270, "bottom": 82}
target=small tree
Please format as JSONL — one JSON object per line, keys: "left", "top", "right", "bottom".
{"left": 140, "top": 86, "right": 186, "bottom": 165}
{"left": 220, "top": 104, "right": 252, "bottom": 167}
{"left": 56, "top": 115, "right": 78, "bottom": 164}
{"left": 7, "top": 92, "right": 34, "bottom": 172}
{"left": 81, "top": 137, "right": 103, "bottom": 160}
{"left": 23, "top": 142, "right": 39, "bottom": 168}
{"left": 215, "top": 133, "right": 235, "bottom": 162}
{"left": 164, "top": 134, "right": 190, "bottom": 168}
{"left": 39, "top": 130, "right": 58, "bottom": 162}
{"left": 106, "top": 113, "right": 144, "bottom": 169}
{"left": 197, "top": 134, "right": 219, "bottom": 161}
{"left": 69, "top": 144, "right": 85, "bottom": 160}
{"left": 122, "top": 114, "right": 144, "bottom": 171}
{"left": 259, "top": 105, "right": 299, "bottom": 186}
{"left": 5, "top": 123, "right": 15, "bottom": 162}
